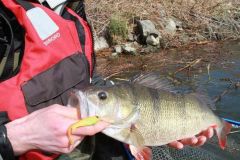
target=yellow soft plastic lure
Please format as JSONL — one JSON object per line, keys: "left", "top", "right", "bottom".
{"left": 67, "top": 116, "right": 100, "bottom": 145}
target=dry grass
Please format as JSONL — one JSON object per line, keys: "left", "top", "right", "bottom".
{"left": 85, "top": 0, "right": 240, "bottom": 46}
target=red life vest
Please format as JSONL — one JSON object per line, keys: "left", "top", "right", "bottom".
{"left": 0, "top": 0, "right": 94, "bottom": 159}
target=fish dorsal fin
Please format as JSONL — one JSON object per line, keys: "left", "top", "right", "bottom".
{"left": 130, "top": 72, "right": 174, "bottom": 91}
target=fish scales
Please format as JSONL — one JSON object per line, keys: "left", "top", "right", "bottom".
{"left": 131, "top": 84, "right": 221, "bottom": 145}
{"left": 110, "top": 84, "right": 221, "bottom": 146}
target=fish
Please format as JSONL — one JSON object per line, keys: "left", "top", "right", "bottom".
{"left": 68, "top": 73, "right": 232, "bottom": 160}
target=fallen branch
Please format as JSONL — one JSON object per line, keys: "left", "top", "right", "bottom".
{"left": 213, "top": 80, "right": 240, "bottom": 103}
{"left": 174, "top": 58, "right": 202, "bottom": 75}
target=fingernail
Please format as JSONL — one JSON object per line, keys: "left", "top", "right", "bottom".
{"left": 178, "top": 143, "right": 184, "bottom": 150}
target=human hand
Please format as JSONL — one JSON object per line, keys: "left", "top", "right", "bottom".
{"left": 168, "top": 127, "right": 214, "bottom": 149}
{"left": 5, "top": 104, "right": 109, "bottom": 155}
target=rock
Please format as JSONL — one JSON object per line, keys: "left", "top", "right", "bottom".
{"left": 140, "top": 45, "right": 161, "bottom": 54}
{"left": 179, "top": 33, "right": 191, "bottom": 45}
{"left": 174, "top": 18, "right": 183, "bottom": 31}
{"left": 146, "top": 34, "right": 160, "bottom": 46}
{"left": 122, "top": 43, "right": 137, "bottom": 55}
{"left": 134, "top": 34, "right": 139, "bottom": 41}
{"left": 127, "top": 33, "right": 135, "bottom": 42}
{"left": 94, "top": 36, "right": 109, "bottom": 51}
{"left": 111, "top": 52, "right": 119, "bottom": 57}
{"left": 164, "top": 18, "right": 177, "bottom": 35}
{"left": 132, "top": 41, "right": 142, "bottom": 49}
{"left": 137, "top": 20, "right": 157, "bottom": 37}
{"left": 114, "top": 45, "right": 123, "bottom": 53}
{"left": 136, "top": 20, "right": 161, "bottom": 44}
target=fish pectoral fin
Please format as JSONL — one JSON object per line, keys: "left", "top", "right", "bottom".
{"left": 129, "top": 145, "right": 152, "bottom": 160}
{"left": 67, "top": 116, "right": 100, "bottom": 145}
{"left": 130, "top": 124, "right": 145, "bottom": 147}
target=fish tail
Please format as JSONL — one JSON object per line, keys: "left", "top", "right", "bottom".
{"left": 216, "top": 121, "right": 232, "bottom": 149}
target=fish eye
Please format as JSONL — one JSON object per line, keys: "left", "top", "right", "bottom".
{"left": 98, "top": 91, "right": 107, "bottom": 100}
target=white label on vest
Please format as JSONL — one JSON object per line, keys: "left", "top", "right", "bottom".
{"left": 26, "top": 7, "right": 59, "bottom": 40}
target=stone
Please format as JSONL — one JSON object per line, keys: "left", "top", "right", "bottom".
{"left": 114, "top": 45, "right": 123, "bottom": 53}
{"left": 136, "top": 20, "right": 161, "bottom": 44}
{"left": 127, "top": 33, "right": 135, "bottom": 42}
{"left": 164, "top": 18, "right": 177, "bottom": 35}
{"left": 94, "top": 36, "right": 109, "bottom": 51}
{"left": 111, "top": 52, "right": 119, "bottom": 57}
{"left": 122, "top": 43, "right": 137, "bottom": 55}
{"left": 137, "top": 20, "right": 157, "bottom": 37}
{"left": 146, "top": 34, "right": 160, "bottom": 46}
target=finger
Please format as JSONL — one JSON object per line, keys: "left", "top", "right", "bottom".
{"left": 168, "top": 141, "right": 184, "bottom": 149}
{"left": 72, "top": 121, "right": 110, "bottom": 136}
{"left": 179, "top": 137, "right": 198, "bottom": 145}
{"left": 195, "top": 136, "right": 207, "bottom": 146}
{"left": 54, "top": 135, "right": 83, "bottom": 149}
{"left": 69, "top": 139, "right": 82, "bottom": 151}
{"left": 67, "top": 135, "right": 83, "bottom": 145}
{"left": 200, "top": 127, "right": 214, "bottom": 139}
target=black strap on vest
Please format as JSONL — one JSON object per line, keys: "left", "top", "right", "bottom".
{"left": 66, "top": 1, "right": 96, "bottom": 75}
{"left": 0, "top": 1, "right": 25, "bottom": 82}
{"left": 15, "top": 0, "right": 35, "bottom": 11}
{"left": 0, "top": 0, "right": 34, "bottom": 82}
{"left": 0, "top": 10, "right": 14, "bottom": 81}
{"left": 73, "top": 0, "right": 87, "bottom": 21}
{"left": 41, "top": 1, "right": 51, "bottom": 9}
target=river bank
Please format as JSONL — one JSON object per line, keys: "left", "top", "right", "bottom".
{"left": 95, "top": 40, "right": 240, "bottom": 78}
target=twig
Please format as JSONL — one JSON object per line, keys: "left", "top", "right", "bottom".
{"left": 174, "top": 58, "right": 202, "bottom": 75}
{"left": 104, "top": 71, "right": 124, "bottom": 80}
{"left": 213, "top": 89, "right": 231, "bottom": 103}
{"left": 213, "top": 81, "right": 240, "bottom": 103}
{"left": 207, "top": 63, "right": 211, "bottom": 80}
